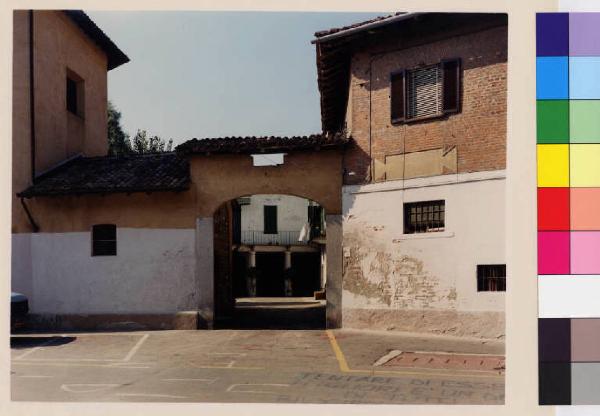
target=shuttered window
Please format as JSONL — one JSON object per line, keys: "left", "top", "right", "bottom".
{"left": 391, "top": 58, "right": 461, "bottom": 123}
{"left": 92, "top": 224, "right": 117, "bottom": 256}
{"left": 264, "top": 206, "right": 278, "bottom": 234}
{"left": 407, "top": 64, "right": 443, "bottom": 119}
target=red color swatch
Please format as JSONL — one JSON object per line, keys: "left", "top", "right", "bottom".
{"left": 538, "top": 187, "right": 570, "bottom": 231}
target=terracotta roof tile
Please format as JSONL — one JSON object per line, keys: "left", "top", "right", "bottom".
{"left": 176, "top": 133, "right": 349, "bottom": 155}
{"left": 18, "top": 153, "right": 189, "bottom": 198}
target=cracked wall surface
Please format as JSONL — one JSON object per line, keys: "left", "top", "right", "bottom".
{"left": 341, "top": 174, "right": 506, "bottom": 338}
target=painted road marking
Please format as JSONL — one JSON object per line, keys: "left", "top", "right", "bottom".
{"left": 13, "top": 362, "right": 151, "bottom": 369}
{"left": 123, "top": 334, "right": 149, "bottom": 362}
{"left": 116, "top": 393, "right": 188, "bottom": 399}
{"left": 18, "top": 375, "right": 53, "bottom": 378}
{"left": 61, "top": 383, "right": 120, "bottom": 393}
{"left": 208, "top": 352, "right": 247, "bottom": 357}
{"left": 325, "top": 330, "right": 504, "bottom": 380}
{"left": 13, "top": 338, "right": 58, "bottom": 361}
{"left": 162, "top": 378, "right": 217, "bottom": 384}
{"left": 227, "top": 383, "right": 290, "bottom": 394}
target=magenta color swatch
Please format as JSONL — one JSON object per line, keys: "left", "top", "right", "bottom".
{"left": 570, "top": 13, "right": 600, "bottom": 56}
{"left": 538, "top": 232, "right": 570, "bottom": 274}
{"left": 571, "top": 232, "right": 600, "bottom": 274}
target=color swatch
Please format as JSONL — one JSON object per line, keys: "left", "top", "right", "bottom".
{"left": 537, "top": 12, "right": 600, "bottom": 405}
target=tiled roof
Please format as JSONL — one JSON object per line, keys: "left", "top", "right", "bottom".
{"left": 176, "top": 133, "right": 349, "bottom": 155}
{"left": 63, "top": 10, "right": 129, "bottom": 70}
{"left": 18, "top": 153, "right": 190, "bottom": 198}
{"left": 314, "top": 12, "right": 408, "bottom": 40}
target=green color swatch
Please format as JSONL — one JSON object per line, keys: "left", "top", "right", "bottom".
{"left": 570, "top": 100, "right": 600, "bottom": 143}
{"left": 537, "top": 100, "right": 569, "bottom": 144}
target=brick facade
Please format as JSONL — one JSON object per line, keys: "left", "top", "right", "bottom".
{"left": 344, "top": 25, "right": 508, "bottom": 185}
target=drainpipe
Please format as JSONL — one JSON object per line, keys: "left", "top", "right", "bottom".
{"left": 29, "top": 10, "right": 36, "bottom": 183}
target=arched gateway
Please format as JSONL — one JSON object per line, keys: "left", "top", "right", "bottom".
{"left": 177, "top": 134, "right": 347, "bottom": 329}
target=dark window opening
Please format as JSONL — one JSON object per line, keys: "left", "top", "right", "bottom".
{"left": 66, "top": 70, "right": 84, "bottom": 117}
{"left": 477, "top": 264, "right": 506, "bottom": 292}
{"left": 403, "top": 200, "right": 445, "bottom": 234}
{"left": 92, "top": 224, "right": 116, "bottom": 256}
{"left": 66, "top": 77, "right": 78, "bottom": 114}
{"left": 263, "top": 206, "right": 278, "bottom": 234}
{"left": 391, "top": 58, "right": 461, "bottom": 124}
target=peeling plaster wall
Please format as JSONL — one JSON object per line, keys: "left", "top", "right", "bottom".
{"left": 12, "top": 228, "right": 197, "bottom": 314}
{"left": 342, "top": 171, "right": 505, "bottom": 338}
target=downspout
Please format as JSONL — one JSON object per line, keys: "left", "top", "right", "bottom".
{"left": 29, "top": 10, "right": 36, "bottom": 183}
{"left": 20, "top": 198, "right": 39, "bottom": 233}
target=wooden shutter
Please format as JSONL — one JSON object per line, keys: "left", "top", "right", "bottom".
{"left": 442, "top": 58, "right": 461, "bottom": 114}
{"left": 390, "top": 70, "right": 406, "bottom": 123}
{"left": 264, "top": 206, "right": 277, "bottom": 234}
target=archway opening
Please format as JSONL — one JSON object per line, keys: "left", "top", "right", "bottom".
{"left": 213, "top": 194, "right": 327, "bottom": 329}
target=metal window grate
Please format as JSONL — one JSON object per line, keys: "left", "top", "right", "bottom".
{"left": 403, "top": 200, "right": 445, "bottom": 234}
{"left": 406, "top": 64, "right": 443, "bottom": 120}
{"left": 477, "top": 264, "right": 506, "bottom": 292}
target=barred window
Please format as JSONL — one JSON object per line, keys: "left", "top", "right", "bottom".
{"left": 92, "top": 224, "right": 117, "bottom": 256}
{"left": 403, "top": 200, "right": 445, "bottom": 234}
{"left": 391, "top": 59, "right": 461, "bottom": 123}
{"left": 477, "top": 264, "right": 506, "bottom": 292}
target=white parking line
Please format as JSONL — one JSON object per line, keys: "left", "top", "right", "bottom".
{"left": 13, "top": 338, "right": 57, "bottom": 361}
{"left": 123, "top": 334, "right": 149, "bottom": 362}
{"left": 61, "top": 383, "right": 121, "bottom": 393}
{"left": 162, "top": 378, "right": 217, "bottom": 384}
{"left": 18, "top": 375, "right": 53, "bottom": 378}
{"left": 226, "top": 383, "right": 289, "bottom": 394}
{"left": 116, "top": 393, "right": 188, "bottom": 399}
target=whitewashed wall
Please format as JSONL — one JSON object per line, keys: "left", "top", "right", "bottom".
{"left": 11, "top": 228, "right": 197, "bottom": 314}
{"left": 240, "top": 194, "right": 311, "bottom": 234}
{"left": 342, "top": 171, "right": 506, "bottom": 316}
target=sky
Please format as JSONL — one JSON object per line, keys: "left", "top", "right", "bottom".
{"left": 86, "top": 11, "right": 384, "bottom": 146}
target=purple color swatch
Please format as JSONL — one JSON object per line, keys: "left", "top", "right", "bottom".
{"left": 571, "top": 232, "right": 600, "bottom": 274}
{"left": 537, "top": 13, "right": 570, "bottom": 56}
{"left": 570, "top": 13, "right": 600, "bottom": 56}
{"left": 538, "top": 231, "right": 570, "bottom": 274}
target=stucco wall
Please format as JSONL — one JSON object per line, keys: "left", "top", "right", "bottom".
{"left": 240, "top": 194, "right": 310, "bottom": 233}
{"left": 13, "top": 10, "right": 112, "bottom": 232}
{"left": 190, "top": 151, "right": 343, "bottom": 217}
{"left": 12, "top": 228, "right": 197, "bottom": 314}
{"left": 342, "top": 171, "right": 506, "bottom": 338}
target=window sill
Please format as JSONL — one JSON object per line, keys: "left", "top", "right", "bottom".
{"left": 392, "top": 231, "right": 454, "bottom": 242}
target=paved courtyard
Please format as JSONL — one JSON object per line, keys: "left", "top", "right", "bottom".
{"left": 11, "top": 329, "right": 504, "bottom": 404}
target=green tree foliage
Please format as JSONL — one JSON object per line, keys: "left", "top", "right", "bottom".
{"left": 131, "top": 129, "right": 173, "bottom": 154}
{"left": 107, "top": 101, "right": 132, "bottom": 156}
{"left": 107, "top": 101, "right": 173, "bottom": 155}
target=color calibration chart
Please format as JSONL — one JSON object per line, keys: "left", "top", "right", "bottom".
{"left": 537, "top": 13, "right": 600, "bottom": 405}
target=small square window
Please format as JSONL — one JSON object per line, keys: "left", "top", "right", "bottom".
{"left": 403, "top": 200, "right": 445, "bottom": 234}
{"left": 92, "top": 224, "right": 116, "bottom": 256}
{"left": 477, "top": 264, "right": 506, "bottom": 292}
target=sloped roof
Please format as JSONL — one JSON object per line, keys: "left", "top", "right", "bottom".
{"left": 18, "top": 153, "right": 190, "bottom": 198}
{"left": 313, "top": 13, "right": 508, "bottom": 134}
{"left": 63, "top": 10, "right": 129, "bottom": 70}
{"left": 176, "top": 133, "right": 349, "bottom": 155}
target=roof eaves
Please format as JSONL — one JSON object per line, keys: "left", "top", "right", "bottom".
{"left": 62, "top": 10, "right": 130, "bottom": 70}
{"left": 312, "top": 12, "right": 421, "bottom": 44}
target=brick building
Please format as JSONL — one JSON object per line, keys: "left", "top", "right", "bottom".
{"left": 314, "top": 13, "right": 508, "bottom": 337}
{"left": 11, "top": 11, "right": 507, "bottom": 337}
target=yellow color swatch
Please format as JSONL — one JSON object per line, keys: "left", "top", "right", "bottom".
{"left": 537, "top": 144, "right": 569, "bottom": 187}
{"left": 571, "top": 144, "right": 600, "bottom": 187}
